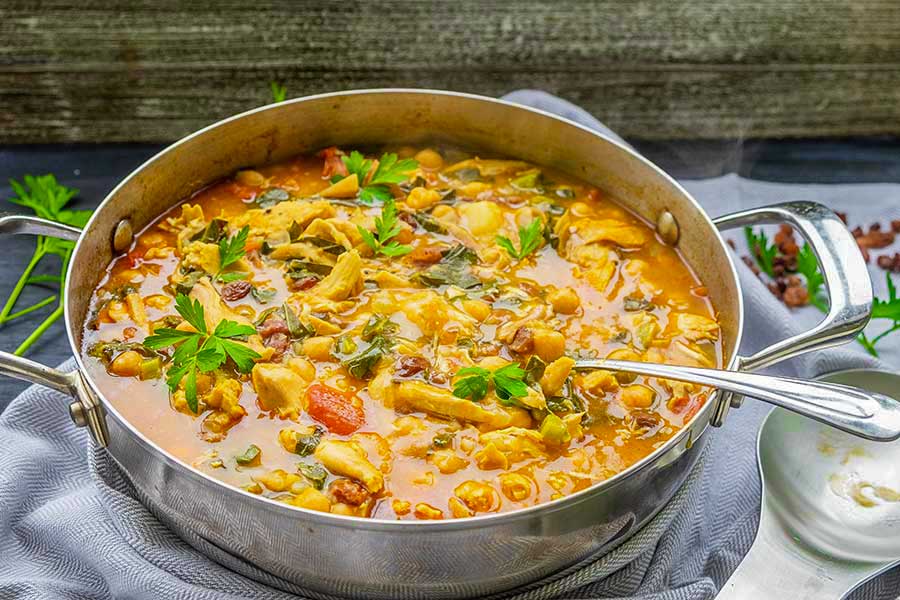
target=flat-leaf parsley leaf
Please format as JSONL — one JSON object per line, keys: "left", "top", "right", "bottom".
{"left": 357, "top": 198, "right": 412, "bottom": 257}
{"left": 497, "top": 219, "right": 543, "bottom": 261}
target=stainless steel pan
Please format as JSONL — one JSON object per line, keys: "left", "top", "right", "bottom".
{"left": 0, "top": 90, "right": 889, "bottom": 598}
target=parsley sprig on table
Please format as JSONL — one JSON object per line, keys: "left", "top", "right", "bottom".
{"left": 144, "top": 294, "right": 260, "bottom": 413}
{"left": 452, "top": 363, "right": 529, "bottom": 404}
{"left": 1, "top": 175, "right": 93, "bottom": 355}
{"left": 340, "top": 151, "right": 418, "bottom": 205}
{"left": 215, "top": 225, "right": 250, "bottom": 282}
{"left": 357, "top": 198, "right": 412, "bottom": 257}
{"left": 270, "top": 81, "right": 287, "bottom": 103}
{"left": 744, "top": 227, "right": 777, "bottom": 277}
{"left": 743, "top": 226, "right": 900, "bottom": 356}
{"left": 497, "top": 219, "right": 543, "bottom": 261}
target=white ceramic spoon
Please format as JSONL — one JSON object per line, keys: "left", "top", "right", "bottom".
{"left": 718, "top": 369, "right": 900, "bottom": 599}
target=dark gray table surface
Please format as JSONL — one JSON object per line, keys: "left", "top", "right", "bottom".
{"left": 1, "top": 138, "right": 899, "bottom": 408}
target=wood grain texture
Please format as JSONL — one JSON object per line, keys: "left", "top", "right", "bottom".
{"left": 2, "top": 1, "right": 900, "bottom": 142}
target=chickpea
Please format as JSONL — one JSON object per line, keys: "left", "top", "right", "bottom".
{"left": 498, "top": 473, "right": 533, "bottom": 501}
{"left": 254, "top": 469, "right": 301, "bottom": 493}
{"left": 109, "top": 350, "right": 142, "bottom": 378}
{"left": 606, "top": 348, "right": 643, "bottom": 384}
{"left": 302, "top": 336, "right": 334, "bottom": 361}
{"left": 392, "top": 499, "right": 412, "bottom": 516}
{"left": 235, "top": 169, "right": 266, "bottom": 187}
{"left": 547, "top": 287, "right": 581, "bottom": 314}
{"left": 621, "top": 384, "right": 657, "bottom": 409}
{"left": 532, "top": 329, "right": 566, "bottom": 362}
{"left": 431, "top": 450, "right": 469, "bottom": 474}
{"left": 414, "top": 148, "right": 444, "bottom": 170}
{"left": 454, "top": 480, "right": 499, "bottom": 513}
{"left": 431, "top": 205, "right": 456, "bottom": 221}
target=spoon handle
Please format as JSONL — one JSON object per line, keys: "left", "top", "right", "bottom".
{"left": 717, "top": 497, "right": 884, "bottom": 600}
{"left": 574, "top": 359, "right": 900, "bottom": 441}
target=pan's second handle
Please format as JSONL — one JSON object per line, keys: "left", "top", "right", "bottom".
{"left": 712, "top": 202, "right": 873, "bottom": 426}
{"left": 0, "top": 214, "right": 108, "bottom": 446}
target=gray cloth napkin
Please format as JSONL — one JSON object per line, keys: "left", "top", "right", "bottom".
{"left": 1, "top": 91, "right": 899, "bottom": 599}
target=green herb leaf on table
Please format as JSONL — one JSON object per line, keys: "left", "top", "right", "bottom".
{"left": 2, "top": 174, "right": 93, "bottom": 355}
{"left": 270, "top": 81, "right": 287, "bottom": 103}
{"left": 796, "top": 243, "right": 828, "bottom": 312}
{"left": 340, "top": 151, "right": 417, "bottom": 205}
{"left": 357, "top": 198, "right": 412, "bottom": 257}
{"left": 452, "top": 364, "right": 529, "bottom": 404}
{"left": 144, "top": 293, "right": 261, "bottom": 413}
{"left": 496, "top": 219, "right": 543, "bottom": 261}
{"left": 743, "top": 226, "right": 777, "bottom": 278}
{"left": 859, "top": 273, "right": 900, "bottom": 357}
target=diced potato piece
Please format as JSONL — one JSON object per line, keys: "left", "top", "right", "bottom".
{"left": 205, "top": 378, "right": 245, "bottom": 421}
{"left": 406, "top": 187, "right": 441, "bottom": 210}
{"left": 621, "top": 384, "right": 657, "bottom": 409}
{"left": 302, "top": 336, "right": 334, "bottom": 361}
{"left": 251, "top": 363, "right": 310, "bottom": 419}
{"left": 320, "top": 173, "right": 359, "bottom": 198}
{"left": 532, "top": 329, "right": 566, "bottom": 362}
{"left": 540, "top": 356, "right": 575, "bottom": 397}
{"left": 313, "top": 249, "right": 363, "bottom": 301}
{"left": 674, "top": 313, "right": 720, "bottom": 342}
{"left": 457, "top": 201, "right": 503, "bottom": 239}
{"left": 570, "top": 217, "right": 647, "bottom": 249}
{"left": 548, "top": 287, "right": 580, "bottom": 314}
{"left": 314, "top": 439, "right": 384, "bottom": 493}
{"left": 460, "top": 298, "right": 491, "bottom": 322}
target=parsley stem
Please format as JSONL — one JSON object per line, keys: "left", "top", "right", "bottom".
{"left": 5, "top": 295, "right": 57, "bottom": 321}
{"left": 15, "top": 303, "right": 63, "bottom": 356}
{"left": 0, "top": 244, "right": 46, "bottom": 323}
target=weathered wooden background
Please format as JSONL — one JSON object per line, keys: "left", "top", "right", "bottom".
{"left": 2, "top": 0, "right": 900, "bottom": 143}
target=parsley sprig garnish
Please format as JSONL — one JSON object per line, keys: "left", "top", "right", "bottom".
{"left": 357, "top": 198, "right": 412, "bottom": 257}
{"left": 796, "top": 243, "right": 827, "bottom": 312}
{"left": 1, "top": 175, "right": 93, "bottom": 355}
{"left": 215, "top": 225, "right": 249, "bottom": 282}
{"left": 270, "top": 81, "right": 287, "bottom": 103}
{"left": 340, "top": 151, "right": 418, "bottom": 205}
{"left": 860, "top": 273, "right": 900, "bottom": 356}
{"left": 452, "top": 363, "right": 529, "bottom": 404}
{"left": 496, "top": 219, "right": 543, "bottom": 261}
{"left": 144, "top": 294, "right": 260, "bottom": 413}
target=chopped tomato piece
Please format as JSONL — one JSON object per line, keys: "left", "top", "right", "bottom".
{"left": 306, "top": 383, "right": 364, "bottom": 435}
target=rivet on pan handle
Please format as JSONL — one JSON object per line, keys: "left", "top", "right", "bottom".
{"left": 711, "top": 202, "right": 873, "bottom": 427}
{"left": 0, "top": 214, "right": 109, "bottom": 446}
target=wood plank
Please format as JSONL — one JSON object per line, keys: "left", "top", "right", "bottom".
{"left": 2, "top": 1, "right": 900, "bottom": 142}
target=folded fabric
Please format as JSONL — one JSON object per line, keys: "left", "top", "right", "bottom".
{"left": 0, "top": 90, "right": 897, "bottom": 599}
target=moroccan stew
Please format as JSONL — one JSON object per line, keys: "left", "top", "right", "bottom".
{"left": 81, "top": 145, "right": 721, "bottom": 520}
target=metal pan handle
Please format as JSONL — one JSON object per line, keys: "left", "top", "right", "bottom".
{"left": 0, "top": 214, "right": 108, "bottom": 446}
{"left": 711, "top": 201, "right": 873, "bottom": 426}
